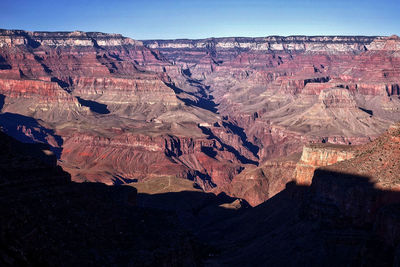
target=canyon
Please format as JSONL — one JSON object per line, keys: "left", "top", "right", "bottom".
{"left": 1, "top": 113, "right": 399, "bottom": 266}
{"left": 0, "top": 30, "right": 399, "bottom": 201}
{"left": 0, "top": 29, "right": 400, "bottom": 265}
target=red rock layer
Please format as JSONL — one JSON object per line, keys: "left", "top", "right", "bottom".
{"left": 60, "top": 132, "right": 245, "bottom": 189}
{"left": 1, "top": 29, "right": 400, "bottom": 204}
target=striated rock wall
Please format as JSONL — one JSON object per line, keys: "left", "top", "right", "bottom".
{"left": 295, "top": 144, "right": 355, "bottom": 185}
{"left": 0, "top": 29, "right": 142, "bottom": 47}
{"left": 60, "top": 131, "right": 244, "bottom": 189}
{"left": 144, "top": 36, "right": 376, "bottom": 53}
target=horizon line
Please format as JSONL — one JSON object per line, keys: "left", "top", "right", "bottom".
{"left": 1, "top": 28, "right": 393, "bottom": 41}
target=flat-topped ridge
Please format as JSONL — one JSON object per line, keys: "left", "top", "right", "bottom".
{"left": 143, "top": 35, "right": 385, "bottom": 53}
{"left": 0, "top": 29, "right": 142, "bottom": 47}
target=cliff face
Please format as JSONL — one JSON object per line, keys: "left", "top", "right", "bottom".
{"left": 144, "top": 36, "right": 375, "bottom": 53}
{"left": 295, "top": 144, "right": 355, "bottom": 185}
{"left": 0, "top": 29, "right": 142, "bottom": 47}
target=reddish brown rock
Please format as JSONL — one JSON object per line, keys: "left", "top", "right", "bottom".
{"left": 294, "top": 144, "right": 355, "bottom": 185}
{"left": 217, "top": 153, "right": 300, "bottom": 206}
{"left": 1, "top": 29, "right": 400, "bottom": 203}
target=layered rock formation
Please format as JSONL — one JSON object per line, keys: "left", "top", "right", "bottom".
{"left": 0, "top": 29, "right": 399, "bottom": 206}
{"left": 0, "top": 29, "right": 253, "bottom": 189}
{"left": 294, "top": 144, "right": 355, "bottom": 185}
{"left": 215, "top": 153, "right": 300, "bottom": 206}
{"left": 1, "top": 28, "right": 400, "bottom": 265}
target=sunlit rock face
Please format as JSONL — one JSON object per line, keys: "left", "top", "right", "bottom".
{"left": 0, "top": 29, "right": 399, "bottom": 206}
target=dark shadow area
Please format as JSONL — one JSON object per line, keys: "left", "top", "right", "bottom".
{"left": 18, "top": 69, "right": 26, "bottom": 78}
{"left": 0, "top": 132, "right": 208, "bottom": 266}
{"left": 112, "top": 175, "right": 138, "bottom": 185}
{"left": 41, "top": 63, "right": 52, "bottom": 74}
{"left": 33, "top": 55, "right": 53, "bottom": 74}
{"left": 359, "top": 107, "right": 373, "bottom": 116}
{"left": 107, "top": 53, "right": 123, "bottom": 61}
{"left": 222, "top": 121, "right": 259, "bottom": 159}
{"left": 0, "top": 112, "right": 63, "bottom": 158}
{"left": 1, "top": 128, "right": 400, "bottom": 266}
{"left": 193, "top": 171, "right": 217, "bottom": 188}
{"left": 304, "top": 76, "right": 330, "bottom": 86}
{"left": 94, "top": 53, "right": 120, "bottom": 74}
{"left": 91, "top": 38, "right": 103, "bottom": 50}
{"left": 199, "top": 125, "right": 258, "bottom": 165}
{"left": 308, "top": 170, "right": 400, "bottom": 229}
{"left": 76, "top": 96, "right": 110, "bottom": 114}
{"left": 387, "top": 84, "right": 400, "bottom": 95}
{"left": 20, "top": 32, "right": 41, "bottom": 49}
{"left": 50, "top": 77, "right": 70, "bottom": 89}
{"left": 0, "top": 94, "right": 5, "bottom": 110}
{"left": 201, "top": 146, "right": 217, "bottom": 158}
{"left": 150, "top": 50, "right": 163, "bottom": 61}
{"left": 182, "top": 68, "right": 192, "bottom": 77}
{"left": 164, "top": 82, "right": 219, "bottom": 113}
{"left": 0, "top": 55, "right": 11, "bottom": 70}
{"left": 136, "top": 190, "right": 248, "bottom": 223}
{"left": 164, "top": 135, "right": 183, "bottom": 157}
{"left": 131, "top": 168, "right": 400, "bottom": 266}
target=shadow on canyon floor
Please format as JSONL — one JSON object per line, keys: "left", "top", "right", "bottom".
{"left": 199, "top": 125, "right": 259, "bottom": 165}
{"left": 76, "top": 96, "right": 110, "bottom": 114}
{"left": 0, "top": 112, "right": 63, "bottom": 158}
{"left": 164, "top": 82, "right": 219, "bottom": 114}
{"left": 0, "top": 132, "right": 207, "bottom": 266}
{"left": 133, "top": 169, "right": 400, "bottom": 266}
{"left": 0, "top": 94, "right": 5, "bottom": 110}
{"left": 1, "top": 129, "right": 399, "bottom": 266}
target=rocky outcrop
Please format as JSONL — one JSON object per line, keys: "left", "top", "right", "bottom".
{"left": 217, "top": 153, "right": 300, "bottom": 206}
{"left": 0, "top": 78, "right": 88, "bottom": 120}
{"left": 366, "top": 35, "right": 400, "bottom": 51}
{"left": 295, "top": 144, "right": 355, "bottom": 185}
{"left": 319, "top": 87, "right": 357, "bottom": 108}
{"left": 60, "top": 131, "right": 245, "bottom": 189}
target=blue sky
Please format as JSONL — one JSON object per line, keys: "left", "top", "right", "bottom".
{"left": 1, "top": 0, "right": 399, "bottom": 39}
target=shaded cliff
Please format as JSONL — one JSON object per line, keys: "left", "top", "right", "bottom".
{"left": 0, "top": 131, "right": 204, "bottom": 266}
